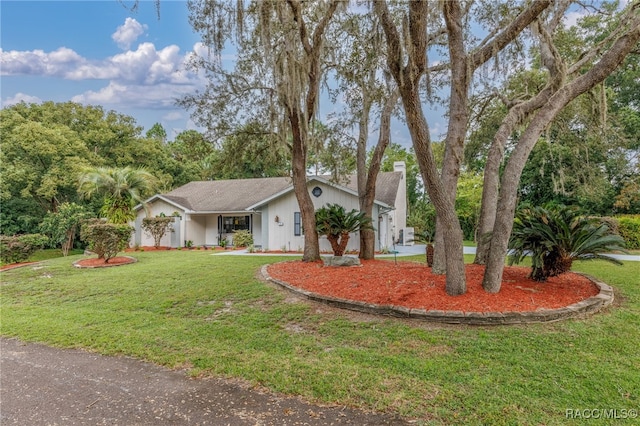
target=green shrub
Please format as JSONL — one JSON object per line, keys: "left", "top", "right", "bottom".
{"left": 80, "top": 219, "right": 133, "bottom": 263}
{"left": 232, "top": 229, "right": 253, "bottom": 247}
{"left": 141, "top": 216, "right": 174, "bottom": 248}
{"left": 615, "top": 215, "right": 640, "bottom": 250}
{"left": 39, "top": 203, "right": 94, "bottom": 256}
{"left": 316, "top": 203, "right": 372, "bottom": 256}
{"left": 0, "top": 234, "right": 49, "bottom": 264}
{"left": 509, "top": 204, "right": 626, "bottom": 281}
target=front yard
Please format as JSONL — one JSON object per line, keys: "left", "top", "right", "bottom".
{"left": 1, "top": 251, "right": 638, "bottom": 424}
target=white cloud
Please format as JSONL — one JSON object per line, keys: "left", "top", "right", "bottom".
{"left": 2, "top": 43, "right": 201, "bottom": 84}
{"left": 2, "top": 41, "right": 207, "bottom": 111}
{"left": 112, "top": 17, "right": 148, "bottom": 50}
{"left": 71, "top": 81, "right": 199, "bottom": 109}
{"left": 163, "top": 111, "right": 183, "bottom": 121}
{"left": 1, "top": 47, "right": 84, "bottom": 77}
{"left": 563, "top": 11, "right": 586, "bottom": 28}
{"left": 2, "top": 92, "right": 42, "bottom": 107}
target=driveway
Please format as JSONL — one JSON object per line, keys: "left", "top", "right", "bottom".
{"left": 1, "top": 338, "right": 410, "bottom": 425}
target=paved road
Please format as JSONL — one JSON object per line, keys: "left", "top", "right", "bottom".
{"left": 1, "top": 338, "right": 410, "bottom": 425}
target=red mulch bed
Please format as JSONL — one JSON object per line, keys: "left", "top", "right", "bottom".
{"left": 125, "top": 246, "right": 243, "bottom": 252}
{"left": 1, "top": 262, "right": 38, "bottom": 271}
{"left": 267, "top": 260, "right": 600, "bottom": 313}
{"left": 74, "top": 256, "right": 136, "bottom": 268}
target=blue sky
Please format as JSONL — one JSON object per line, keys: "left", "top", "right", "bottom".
{"left": 1, "top": 0, "right": 430, "bottom": 146}
{"left": 0, "top": 1, "right": 595, "bottom": 146}
{"left": 1, "top": 1, "right": 204, "bottom": 138}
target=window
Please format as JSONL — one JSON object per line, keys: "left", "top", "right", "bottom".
{"left": 294, "top": 212, "right": 302, "bottom": 236}
{"left": 222, "top": 216, "right": 250, "bottom": 233}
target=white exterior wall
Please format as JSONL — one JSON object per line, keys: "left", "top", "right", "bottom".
{"left": 251, "top": 214, "right": 262, "bottom": 247}
{"left": 265, "top": 181, "right": 364, "bottom": 253}
{"left": 132, "top": 200, "right": 185, "bottom": 248}
{"left": 186, "top": 215, "right": 207, "bottom": 246}
{"left": 204, "top": 215, "right": 219, "bottom": 245}
{"left": 392, "top": 161, "right": 408, "bottom": 241}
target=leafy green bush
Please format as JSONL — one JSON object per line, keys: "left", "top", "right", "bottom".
{"left": 232, "top": 229, "right": 253, "bottom": 247}
{"left": 0, "top": 234, "right": 49, "bottom": 264}
{"left": 40, "top": 203, "right": 94, "bottom": 256}
{"left": 219, "top": 237, "right": 229, "bottom": 248}
{"left": 80, "top": 219, "right": 133, "bottom": 262}
{"left": 141, "top": 216, "right": 174, "bottom": 248}
{"left": 615, "top": 215, "right": 640, "bottom": 250}
{"left": 509, "top": 204, "right": 626, "bottom": 281}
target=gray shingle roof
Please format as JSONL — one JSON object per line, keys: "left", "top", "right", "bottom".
{"left": 163, "top": 177, "right": 293, "bottom": 212}
{"left": 160, "top": 172, "right": 401, "bottom": 212}
{"left": 340, "top": 172, "right": 402, "bottom": 207}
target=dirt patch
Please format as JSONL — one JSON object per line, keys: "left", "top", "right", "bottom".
{"left": 267, "top": 260, "right": 600, "bottom": 313}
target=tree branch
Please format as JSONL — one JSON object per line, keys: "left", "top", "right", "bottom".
{"left": 471, "top": 0, "right": 551, "bottom": 70}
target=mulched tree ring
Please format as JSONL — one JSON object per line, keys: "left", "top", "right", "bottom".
{"left": 266, "top": 260, "right": 601, "bottom": 313}
{"left": 73, "top": 256, "right": 137, "bottom": 268}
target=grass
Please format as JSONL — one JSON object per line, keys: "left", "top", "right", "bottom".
{"left": 1, "top": 250, "right": 638, "bottom": 425}
{"left": 0, "top": 248, "right": 84, "bottom": 266}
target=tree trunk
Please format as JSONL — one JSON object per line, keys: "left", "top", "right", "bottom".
{"left": 327, "top": 234, "right": 341, "bottom": 256}
{"left": 357, "top": 90, "right": 374, "bottom": 259}
{"left": 337, "top": 232, "right": 350, "bottom": 257}
{"left": 432, "top": 0, "right": 469, "bottom": 275}
{"left": 375, "top": 0, "right": 466, "bottom": 295}
{"left": 280, "top": 0, "right": 340, "bottom": 262}
{"left": 475, "top": 87, "right": 563, "bottom": 265}
{"left": 483, "top": 14, "right": 640, "bottom": 292}
{"left": 289, "top": 105, "right": 320, "bottom": 262}
{"left": 359, "top": 89, "right": 399, "bottom": 259}
{"left": 401, "top": 88, "right": 467, "bottom": 295}
{"left": 426, "top": 243, "right": 434, "bottom": 267}
{"left": 431, "top": 218, "right": 446, "bottom": 273}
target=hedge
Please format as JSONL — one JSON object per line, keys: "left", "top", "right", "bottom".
{"left": 0, "top": 234, "right": 49, "bottom": 264}
{"left": 615, "top": 215, "right": 640, "bottom": 250}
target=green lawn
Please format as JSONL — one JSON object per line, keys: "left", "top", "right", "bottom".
{"left": 1, "top": 251, "right": 638, "bottom": 425}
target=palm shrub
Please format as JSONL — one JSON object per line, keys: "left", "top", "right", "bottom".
{"left": 315, "top": 203, "right": 372, "bottom": 257}
{"left": 78, "top": 167, "right": 158, "bottom": 224}
{"left": 508, "top": 204, "right": 627, "bottom": 281}
{"left": 411, "top": 229, "right": 435, "bottom": 267}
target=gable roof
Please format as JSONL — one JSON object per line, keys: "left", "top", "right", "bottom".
{"left": 147, "top": 171, "right": 402, "bottom": 213}
{"left": 161, "top": 177, "right": 293, "bottom": 212}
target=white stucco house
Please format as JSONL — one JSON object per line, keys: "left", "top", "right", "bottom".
{"left": 132, "top": 162, "right": 408, "bottom": 252}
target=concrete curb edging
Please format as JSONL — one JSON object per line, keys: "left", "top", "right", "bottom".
{"left": 261, "top": 265, "right": 614, "bottom": 325}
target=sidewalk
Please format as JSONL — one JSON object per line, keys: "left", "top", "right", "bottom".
{"left": 213, "top": 244, "right": 640, "bottom": 261}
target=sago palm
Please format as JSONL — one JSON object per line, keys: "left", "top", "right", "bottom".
{"left": 411, "top": 229, "right": 435, "bottom": 267}
{"left": 78, "top": 167, "right": 158, "bottom": 224}
{"left": 508, "top": 204, "right": 626, "bottom": 281}
{"left": 316, "top": 203, "right": 372, "bottom": 257}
